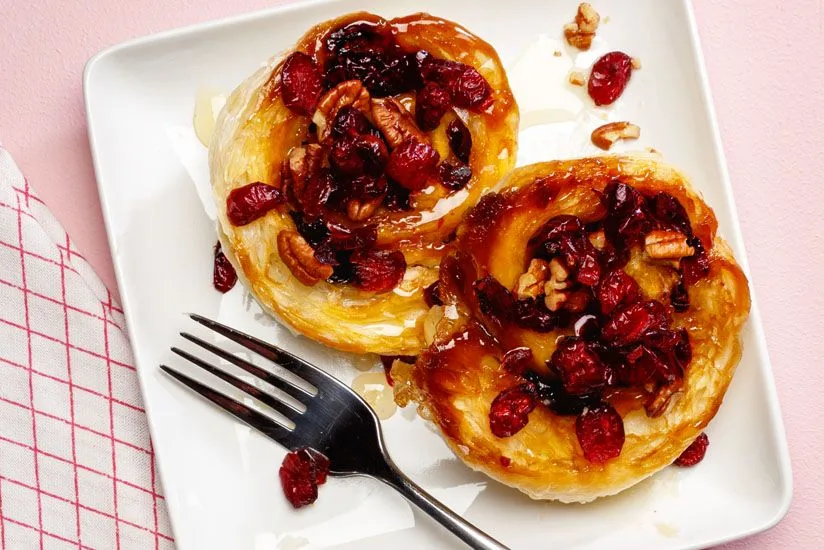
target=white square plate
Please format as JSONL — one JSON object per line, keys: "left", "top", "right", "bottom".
{"left": 84, "top": 1, "right": 792, "bottom": 548}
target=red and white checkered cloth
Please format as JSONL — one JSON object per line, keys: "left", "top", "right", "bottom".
{"left": 0, "top": 146, "right": 174, "bottom": 549}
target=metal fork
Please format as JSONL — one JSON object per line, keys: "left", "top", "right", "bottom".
{"left": 160, "top": 314, "right": 509, "bottom": 550}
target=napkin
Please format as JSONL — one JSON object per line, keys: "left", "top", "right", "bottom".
{"left": 0, "top": 146, "right": 173, "bottom": 549}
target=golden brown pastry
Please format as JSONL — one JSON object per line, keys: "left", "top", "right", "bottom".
{"left": 392, "top": 155, "right": 751, "bottom": 502}
{"left": 209, "top": 12, "right": 518, "bottom": 355}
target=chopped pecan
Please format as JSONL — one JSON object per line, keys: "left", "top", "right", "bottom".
{"left": 277, "top": 230, "right": 333, "bottom": 286}
{"left": 312, "top": 80, "right": 370, "bottom": 143}
{"left": 346, "top": 197, "right": 382, "bottom": 222}
{"left": 564, "top": 3, "right": 600, "bottom": 50}
{"left": 591, "top": 121, "right": 640, "bottom": 151}
{"left": 543, "top": 259, "right": 572, "bottom": 311}
{"left": 568, "top": 70, "right": 586, "bottom": 87}
{"left": 644, "top": 230, "right": 695, "bottom": 260}
{"left": 515, "top": 259, "right": 550, "bottom": 299}
{"left": 370, "top": 98, "right": 428, "bottom": 149}
{"left": 281, "top": 144, "right": 323, "bottom": 199}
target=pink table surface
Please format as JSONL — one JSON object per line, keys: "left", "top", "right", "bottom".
{"left": 1, "top": 0, "right": 822, "bottom": 547}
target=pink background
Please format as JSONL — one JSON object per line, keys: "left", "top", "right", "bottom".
{"left": 0, "top": 0, "right": 821, "bottom": 547}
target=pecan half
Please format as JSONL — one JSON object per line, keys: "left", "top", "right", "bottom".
{"left": 370, "top": 98, "right": 428, "bottom": 149}
{"left": 544, "top": 259, "right": 572, "bottom": 311}
{"left": 564, "top": 3, "right": 600, "bottom": 50}
{"left": 312, "top": 80, "right": 371, "bottom": 143}
{"left": 515, "top": 259, "right": 550, "bottom": 299}
{"left": 591, "top": 121, "right": 640, "bottom": 151}
{"left": 644, "top": 230, "right": 695, "bottom": 260}
{"left": 277, "top": 230, "right": 333, "bottom": 286}
{"left": 280, "top": 144, "right": 323, "bottom": 200}
{"left": 346, "top": 197, "right": 383, "bottom": 222}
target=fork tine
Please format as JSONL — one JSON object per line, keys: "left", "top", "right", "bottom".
{"left": 189, "top": 314, "right": 340, "bottom": 390}
{"left": 160, "top": 365, "right": 297, "bottom": 448}
{"left": 179, "top": 332, "right": 313, "bottom": 402}
{"left": 171, "top": 347, "right": 303, "bottom": 421}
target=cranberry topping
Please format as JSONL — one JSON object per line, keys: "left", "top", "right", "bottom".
{"left": 587, "top": 51, "right": 633, "bottom": 106}
{"left": 499, "top": 456, "right": 512, "bottom": 467}
{"left": 602, "top": 181, "right": 652, "bottom": 249}
{"left": 212, "top": 242, "right": 237, "bottom": 293}
{"left": 550, "top": 337, "right": 613, "bottom": 395}
{"left": 416, "top": 82, "right": 452, "bottom": 131}
{"left": 500, "top": 347, "right": 534, "bottom": 376}
{"left": 575, "top": 404, "right": 625, "bottom": 463}
{"left": 474, "top": 275, "right": 559, "bottom": 332}
{"left": 596, "top": 268, "right": 640, "bottom": 315}
{"left": 386, "top": 140, "right": 440, "bottom": 191}
{"left": 669, "top": 277, "right": 690, "bottom": 312}
{"left": 300, "top": 171, "right": 338, "bottom": 216}
{"left": 331, "top": 106, "right": 374, "bottom": 138}
{"left": 438, "top": 160, "right": 472, "bottom": 191}
{"left": 351, "top": 249, "right": 406, "bottom": 293}
{"left": 226, "top": 183, "right": 284, "bottom": 226}
{"left": 489, "top": 383, "right": 537, "bottom": 437}
{"left": 446, "top": 118, "right": 473, "bottom": 164}
{"left": 674, "top": 432, "right": 709, "bottom": 467}
{"left": 329, "top": 134, "right": 388, "bottom": 177}
{"left": 681, "top": 236, "right": 710, "bottom": 285}
{"left": 281, "top": 52, "right": 323, "bottom": 115}
{"left": 421, "top": 57, "right": 493, "bottom": 110}
{"left": 533, "top": 215, "right": 602, "bottom": 286}
{"left": 651, "top": 192, "right": 693, "bottom": 237}
{"left": 279, "top": 447, "right": 330, "bottom": 508}
{"left": 602, "top": 300, "right": 669, "bottom": 347}
{"left": 325, "top": 22, "right": 394, "bottom": 56}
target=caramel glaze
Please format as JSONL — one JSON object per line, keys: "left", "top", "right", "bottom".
{"left": 249, "top": 12, "right": 519, "bottom": 260}
{"left": 392, "top": 156, "right": 751, "bottom": 501}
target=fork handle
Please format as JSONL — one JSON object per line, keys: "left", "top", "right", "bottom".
{"left": 376, "top": 461, "right": 510, "bottom": 550}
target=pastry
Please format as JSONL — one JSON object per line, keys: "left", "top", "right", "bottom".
{"left": 209, "top": 11, "right": 518, "bottom": 355}
{"left": 392, "top": 154, "right": 751, "bottom": 502}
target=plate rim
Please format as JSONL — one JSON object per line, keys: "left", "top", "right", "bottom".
{"left": 81, "top": 0, "right": 793, "bottom": 548}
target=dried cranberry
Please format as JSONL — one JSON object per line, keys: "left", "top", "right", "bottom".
{"left": 325, "top": 22, "right": 394, "bottom": 56}
{"left": 416, "top": 82, "right": 452, "bottom": 131}
{"left": 300, "top": 171, "right": 337, "bottom": 215}
{"left": 421, "top": 57, "right": 492, "bottom": 110}
{"left": 423, "top": 280, "right": 443, "bottom": 307}
{"left": 349, "top": 174, "right": 388, "bottom": 200}
{"left": 329, "top": 135, "right": 388, "bottom": 177}
{"left": 534, "top": 215, "right": 601, "bottom": 286}
{"left": 386, "top": 140, "right": 440, "bottom": 191}
{"left": 575, "top": 404, "right": 625, "bottom": 463}
{"left": 499, "top": 456, "right": 511, "bottom": 467}
{"left": 602, "top": 300, "right": 669, "bottom": 347}
{"left": 212, "top": 242, "right": 237, "bottom": 293}
{"left": 289, "top": 211, "right": 328, "bottom": 246}
{"left": 603, "top": 181, "right": 652, "bottom": 248}
{"left": 438, "top": 160, "right": 472, "bottom": 190}
{"left": 500, "top": 347, "right": 534, "bottom": 376}
{"left": 681, "top": 237, "right": 710, "bottom": 285}
{"left": 226, "top": 183, "right": 284, "bottom": 226}
{"left": 597, "top": 268, "right": 640, "bottom": 314}
{"left": 383, "top": 180, "right": 412, "bottom": 211}
{"left": 279, "top": 447, "right": 330, "bottom": 508}
{"left": 327, "top": 49, "right": 419, "bottom": 97}
{"left": 331, "top": 106, "right": 373, "bottom": 138}
{"left": 550, "top": 338, "right": 613, "bottom": 395}
{"left": 674, "top": 432, "right": 709, "bottom": 467}
{"left": 524, "top": 371, "right": 601, "bottom": 416}
{"left": 351, "top": 249, "right": 406, "bottom": 292}
{"left": 588, "top": 51, "right": 633, "bottom": 106}
{"left": 281, "top": 52, "right": 323, "bottom": 116}
{"left": 618, "top": 344, "right": 673, "bottom": 386}
{"left": 446, "top": 119, "right": 472, "bottom": 164}
{"left": 489, "top": 384, "right": 537, "bottom": 437}
{"left": 325, "top": 221, "right": 377, "bottom": 250}
{"left": 514, "top": 298, "right": 560, "bottom": 332}
{"left": 474, "top": 275, "right": 516, "bottom": 322}
{"left": 651, "top": 192, "right": 693, "bottom": 237}
{"left": 670, "top": 277, "right": 690, "bottom": 312}
{"left": 451, "top": 66, "right": 493, "bottom": 110}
